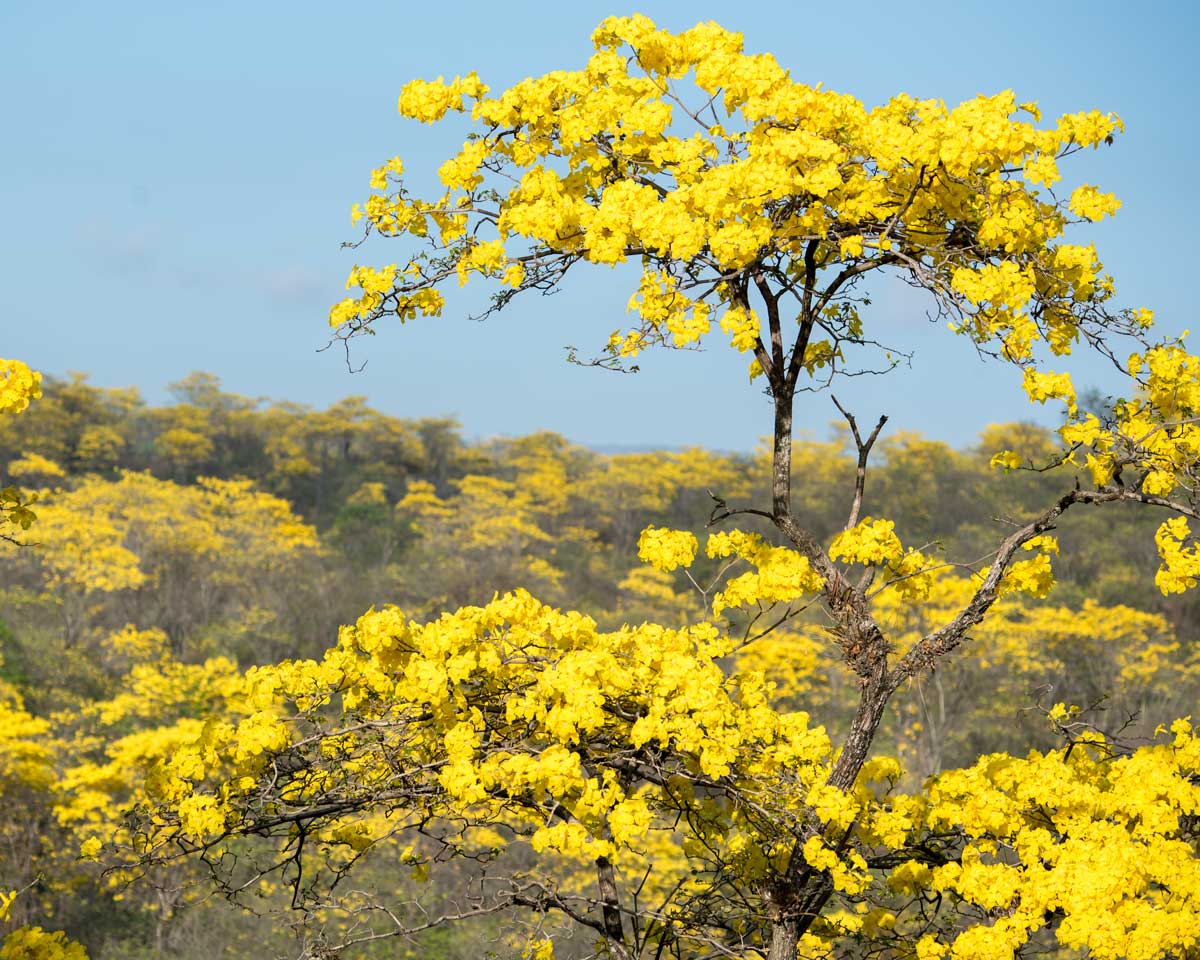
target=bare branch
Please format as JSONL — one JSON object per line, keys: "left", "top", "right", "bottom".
{"left": 831, "top": 396, "right": 888, "bottom": 530}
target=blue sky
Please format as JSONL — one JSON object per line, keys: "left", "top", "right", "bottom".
{"left": 2, "top": 1, "right": 1195, "bottom": 451}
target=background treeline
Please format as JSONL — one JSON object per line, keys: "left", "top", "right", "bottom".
{"left": 3, "top": 372, "right": 1189, "bottom": 624}
{"left": 0, "top": 373, "right": 1196, "bottom": 958}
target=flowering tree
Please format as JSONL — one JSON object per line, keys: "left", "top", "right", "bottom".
{"left": 122, "top": 16, "right": 1200, "bottom": 960}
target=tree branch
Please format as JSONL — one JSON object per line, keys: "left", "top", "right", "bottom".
{"left": 892, "top": 488, "right": 1082, "bottom": 684}
{"left": 831, "top": 396, "right": 888, "bottom": 530}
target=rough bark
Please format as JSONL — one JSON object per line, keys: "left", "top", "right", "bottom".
{"left": 595, "top": 854, "right": 631, "bottom": 960}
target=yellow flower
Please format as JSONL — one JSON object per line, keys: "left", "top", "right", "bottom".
{"left": 637, "top": 525, "right": 697, "bottom": 572}
{"left": 0, "top": 360, "right": 42, "bottom": 416}
{"left": 1069, "top": 184, "right": 1121, "bottom": 221}
{"left": 829, "top": 518, "right": 903, "bottom": 566}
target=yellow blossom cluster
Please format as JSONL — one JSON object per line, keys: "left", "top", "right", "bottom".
{"left": 626, "top": 271, "right": 711, "bottom": 348}
{"left": 993, "top": 535, "right": 1059, "bottom": 599}
{"left": 0, "top": 361, "right": 41, "bottom": 415}
{"left": 718, "top": 305, "right": 760, "bottom": 354}
{"left": 636, "top": 525, "right": 697, "bottom": 572}
{"left": 1069, "top": 184, "right": 1122, "bottom": 221}
{"left": 989, "top": 449, "right": 1024, "bottom": 471}
{"left": 802, "top": 835, "right": 870, "bottom": 895}
{"left": 827, "top": 518, "right": 935, "bottom": 600}
{"left": 829, "top": 517, "right": 903, "bottom": 566}
{"left": 705, "top": 530, "right": 824, "bottom": 616}
{"left": 917, "top": 720, "right": 1200, "bottom": 960}
{"left": 1021, "top": 368, "right": 1077, "bottom": 413}
{"left": 1153, "top": 517, "right": 1200, "bottom": 594}
{"left": 397, "top": 72, "right": 489, "bottom": 124}
{"left": 1098, "top": 344, "right": 1200, "bottom": 495}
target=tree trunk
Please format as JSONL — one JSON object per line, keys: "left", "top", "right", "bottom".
{"left": 767, "top": 917, "right": 800, "bottom": 960}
